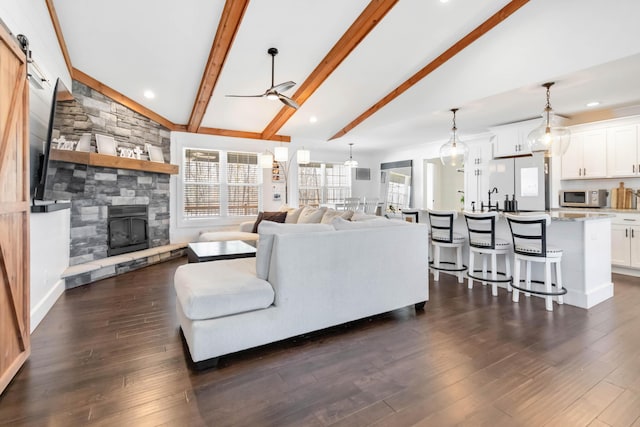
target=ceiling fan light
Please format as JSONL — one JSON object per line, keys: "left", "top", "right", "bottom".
{"left": 440, "top": 108, "right": 468, "bottom": 167}
{"left": 297, "top": 148, "right": 310, "bottom": 165}
{"left": 260, "top": 152, "right": 274, "bottom": 168}
{"left": 266, "top": 93, "right": 279, "bottom": 101}
{"left": 274, "top": 146, "right": 289, "bottom": 162}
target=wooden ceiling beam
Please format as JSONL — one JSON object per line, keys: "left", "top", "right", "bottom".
{"left": 187, "top": 0, "right": 250, "bottom": 133}
{"left": 260, "top": 0, "right": 399, "bottom": 140}
{"left": 329, "top": 0, "right": 530, "bottom": 141}
{"left": 198, "top": 127, "right": 290, "bottom": 142}
{"left": 44, "top": 0, "right": 73, "bottom": 77}
{"left": 73, "top": 68, "right": 178, "bottom": 131}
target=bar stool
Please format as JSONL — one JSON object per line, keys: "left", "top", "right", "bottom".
{"left": 505, "top": 213, "right": 566, "bottom": 311}
{"left": 428, "top": 210, "right": 466, "bottom": 283}
{"left": 464, "top": 212, "right": 512, "bottom": 296}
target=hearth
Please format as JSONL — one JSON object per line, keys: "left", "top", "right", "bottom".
{"left": 107, "top": 205, "right": 149, "bottom": 256}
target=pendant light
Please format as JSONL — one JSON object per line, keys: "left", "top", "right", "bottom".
{"left": 296, "top": 147, "right": 310, "bottom": 165}
{"left": 439, "top": 108, "right": 468, "bottom": 167}
{"left": 344, "top": 143, "right": 358, "bottom": 167}
{"left": 527, "top": 82, "right": 570, "bottom": 156}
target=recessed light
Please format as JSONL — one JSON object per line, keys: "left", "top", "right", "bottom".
{"left": 143, "top": 90, "right": 155, "bottom": 99}
{"left": 309, "top": 116, "right": 318, "bottom": 123}
{"left": 586, "top": 101, "right": 600, "bottom": 107}
{"left": 440, "top": 0, "right": 450, "bottom": 3}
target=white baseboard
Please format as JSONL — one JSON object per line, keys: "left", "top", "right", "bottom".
{"left": 30, "top": 279, "right": 65, "bottom": 333}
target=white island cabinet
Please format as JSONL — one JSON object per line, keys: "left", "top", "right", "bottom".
{"left": 440, "top": 212, "right": 613, "bottom": 309}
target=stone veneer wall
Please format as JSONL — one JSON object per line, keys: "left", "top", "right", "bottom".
{"left": 46, "top": 81, "right": 172, "bottom": 266}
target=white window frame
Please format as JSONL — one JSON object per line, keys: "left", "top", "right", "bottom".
{"left": 177, "top": 148, "right": 263, "bottom": 228}
{"left": 297, "top": 162, "right": 351, "bottom": 206}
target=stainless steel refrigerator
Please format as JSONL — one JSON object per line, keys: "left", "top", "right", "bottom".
{"left": 487, "top": 153, "right": 550, "bottom": 211}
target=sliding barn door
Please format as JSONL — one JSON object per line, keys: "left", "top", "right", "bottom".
{"left": 0, "top": 24, "right": 31, "bottom": 395}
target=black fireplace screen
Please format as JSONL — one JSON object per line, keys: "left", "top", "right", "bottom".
{"left": 107, "top": 205, "right": 149, "bottom": 256}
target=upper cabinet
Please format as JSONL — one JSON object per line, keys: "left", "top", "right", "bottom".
{"left": 607, "top": 125, "right": 639, "bottom": 177}
{"left": 561, "top": 129, "right": 607, "bottom": 179}
{"left": 490, "top": 118, "right": 540, "bottom": 158}
{"left": 464, "top": 141, "right": 491, "bottom": 210}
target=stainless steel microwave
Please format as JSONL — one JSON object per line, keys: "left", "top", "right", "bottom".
{"left": 559, "top": 190, "right": 608, "bottom": 207}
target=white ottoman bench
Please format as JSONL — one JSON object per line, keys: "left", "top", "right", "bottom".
{"left": 174, "top": 258, "right": 274, "bottom": 369}
{"left": 198, "top": 230, "right": 259, "bottom": 243}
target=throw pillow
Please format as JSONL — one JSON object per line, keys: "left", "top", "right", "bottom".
{"left": 282, "top": 206, "right": 305, "bottom": 224}
{"left": 321, "top": 208, "right": 354, "bottom": 224}
{"left": 297, "top": 206, "right": 327, "bottom": 224}
{"left": 251, "top": 211, "right": 287, "bottom": 233}
{"left": 256, "top": 221, "right": 334, "bottom": 280}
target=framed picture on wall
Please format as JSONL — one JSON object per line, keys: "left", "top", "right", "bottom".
{"left": 96, "top": 134, "right": 117, "bottom": 156}
{"left": 146, "top": 144, "right": 165, "bottom": 163}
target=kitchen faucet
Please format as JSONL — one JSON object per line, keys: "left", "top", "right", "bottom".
{"left": 481, "top": 187, "right": 499, "bottom": 212}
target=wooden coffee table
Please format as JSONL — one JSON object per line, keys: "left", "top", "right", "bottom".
{"left": 186, "top": 240, "right": 257, "bottom": 263}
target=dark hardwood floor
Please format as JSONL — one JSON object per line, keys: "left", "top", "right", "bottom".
{"left": 1, "top": 257, "right": 640, "bottom": 426}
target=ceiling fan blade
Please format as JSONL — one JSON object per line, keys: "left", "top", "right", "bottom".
{"left": 278, "top": 93, "right": 299, "bottom": 109}
{"left": 272, "top": 81, "right": 296, "bottom": 93}
{"left": 225, "top": 94, "right": 265, "bottom": 98}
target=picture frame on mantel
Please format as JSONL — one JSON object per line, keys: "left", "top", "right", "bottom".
{"left": 96, "top": 134, "right": 117, "bottom": 156}
{"left": 146, "top": 144, "right": 165, "bottom": 163}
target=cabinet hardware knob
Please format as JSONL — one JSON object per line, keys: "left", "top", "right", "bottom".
{"left": 584, "top": 168, "right": 586, "bottom": 176}
{"left": 626, "top": 229, "right": 629, "bottom": 238}
{"left": 579, "top": 169, "right": 582, "bottom": 176}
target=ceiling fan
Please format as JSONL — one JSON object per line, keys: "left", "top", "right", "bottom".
{"left": 226, "top": 47, "right": 299, "bottom": 109}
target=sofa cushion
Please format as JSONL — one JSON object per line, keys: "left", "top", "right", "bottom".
{"left": 332, "top": 216, "right": 409, "bottom": 230}
{"left": 174, "top": 258, "right": 274, "bottom": 321}
{"left": 256, "top": 221, "right": 333, "bottom": 279}
{"left": 281, "top": 206, "right": 305, "bottom": 224}
{"left": 351, "top": 212, "right": 380, "bottom": 221}
{"left": 321, "top": 208, "right": 354, "bottom": 224}
{"left": 252, "top": 211, "right": 287, "bottom": 233}
{"left": 297, "top": 206, "right": 328, "bottom": 224}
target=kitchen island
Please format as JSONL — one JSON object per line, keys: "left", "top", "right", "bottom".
{"left": 442, "top": 211, "right": 613, "bottom": 309}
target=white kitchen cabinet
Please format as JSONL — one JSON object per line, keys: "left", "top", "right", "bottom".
{"left": 490, "top": 119, "right": 540, "bottom": 158}
{"left": 611, "top": 215, "right": 640, "bottom": 268}
{"left": 607, "top": 125, "right": 638, "bottom": 177}
{"left": 464, "top": 142, "right": 490, "bottom": 210}
{"left": 561, "top": 129, "right": 607, "bottom": 179}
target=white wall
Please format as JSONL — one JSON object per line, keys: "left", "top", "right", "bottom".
{"left": 1, "top": 1, "right": 73, "bottom": 332}
{"left": 169, "top": 132, "right": 379, "bottom": 243}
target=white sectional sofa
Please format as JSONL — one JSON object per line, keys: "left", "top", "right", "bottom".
{"left": 174, "top": 218, "right": 429, "bottom": 368}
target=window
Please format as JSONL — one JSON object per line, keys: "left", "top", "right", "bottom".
{"left": 298, "top": 163, "right": 351, "bottom": 206}
{"left": 183, "top": 149, "right": 220, "bottom": 217}
{"left": 182, "top": 149, "right": 261, "bottom": 218}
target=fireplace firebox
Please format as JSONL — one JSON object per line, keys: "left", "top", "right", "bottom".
{"left": 107, "top": 205, "right": 149, "bottom": 256}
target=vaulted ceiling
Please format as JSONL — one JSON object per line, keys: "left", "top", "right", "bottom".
{"left": 50, "top": 0, "right": 640, "bottom": 152}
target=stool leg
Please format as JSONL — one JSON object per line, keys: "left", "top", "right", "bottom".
{"left": 456, "top": 246, "right": 464, "bottom": 283}
{"left": 505, "top": 254, "right": 512, "bottom": 292}
{"left": 468, "top": 250, "right": 475, "bottom": 289}
{"left": 433, "top": 245, "right": 440, "bottom": 281}
{"left": 512, "top": 256, "right": 520, "bottom": 302}
{"left": 525, "top": 261, "right": 532, "bottom": 297}
{"left": 491, "top": 253, "right": 498, "bottom": 296}
{"left": 556, "top": 261, "right": 564, "bottom": 305}
{"left": 482, "top": 254, "right": 488, "bottom": 286}
{"left": 545, "top": 260, "right": 553, "bottom": 311}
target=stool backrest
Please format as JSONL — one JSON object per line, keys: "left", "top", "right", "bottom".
{"left": 504, "top": 213, "right": 551, "bottom": 257}
{"left": 428, "top": 210, "right": 458, "bottom": 243}
{"left": 464, "top": 211, "right": 498, "bottom": 249}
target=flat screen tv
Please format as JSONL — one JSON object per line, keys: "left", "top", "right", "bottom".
{"left": 31, "top": 78, "right": 72, "bottom": 211}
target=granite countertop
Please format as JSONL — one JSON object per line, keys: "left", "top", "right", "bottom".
{"left": 556, "top": 207, "right": 640, "bottom": 214}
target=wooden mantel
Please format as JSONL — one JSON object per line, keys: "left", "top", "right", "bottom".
{"left": 49, "top": 149, "right": 179, "bottom": 175}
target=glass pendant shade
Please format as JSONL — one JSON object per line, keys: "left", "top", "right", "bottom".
{"left": 527, "top": 82, "right": 571, "bottom": 156}
{"left": 260, "top": 152, "right": 273, "bottom": 168}
{"left": 296, "top": 148, "right": 310, "bottom": 165}
{"left": 344, "top": 143, "right": 358, "bottom": 167}
{"left": 274, "top": 146, "right": 289, "bottom": 162}
{"left": 440, "top": 108, "right": 468, "bottom": 167}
